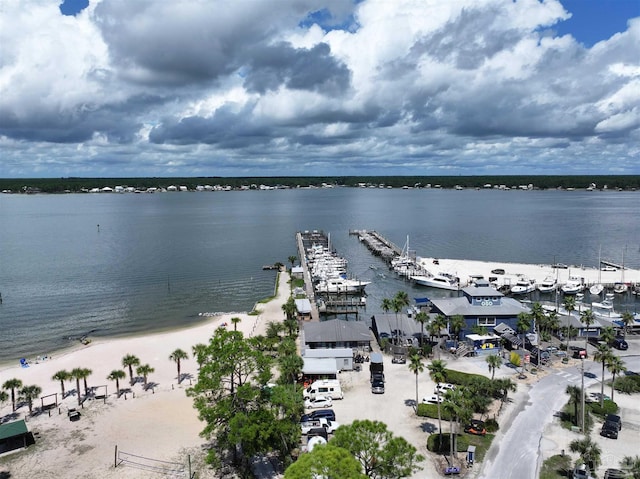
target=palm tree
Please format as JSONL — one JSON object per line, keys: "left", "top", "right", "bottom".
{"left": 392, "top": 291, "right": 410, "bottom": 345}
{"left": 600, "top": 326, "right": 616, "bottom": 346}
{"left": 449, "top": 315, "right": 465, "bottom": 343}
{"left": 495, "top": 378, "right": 516, "bottom": 408}
{"left": 580, "top": 309, "right": 596, "bottom": 350}
{"left": 516, "top": 312, "right": 531, "bottom": 372}
{"left": 486, "top": 354, "right": 502, "bottom": 380}
{"left": 414, "top": 311, "right": 429, "bottom": 345}
{"left": 621, "top": 455, "right": 640, "bottom": 479}
{"left": 0, "top": 390, "right": 8, "bottom": 407}
{"left": 566, "top": 385, "right": 582, "bottom": 426}
{"left": 545, "top": 310, "right": 560, "bottom": 338}
{"left": 428, "top": 359, "right": 447, "bottom": 439}
{"left": 19, "top": 385, "right": 42, "bottom": 415}
{"left": 563, "top": 296, "right": 576, "bottom": 350}
{"left": 70, "top": 367, "right": 87, "bottom": 405}
{"left": 107, "top": 369, "right": 126, "bottom": 398}
{"left": 569, "top": 436, "right": 602, "bottom": 472}
{"left": 169, "top": 348, "right": 189, "bottom": 383}
{"left": 407, "top": 354, "right": 424, "bottom": 412}
{"left": 606, "top": 355, "right": 626, "bottom": 402}
{"left": 230, "top": 316, "right": 241, "bottom": 331}
{"left": 288, "top": 255, "right": 297, "bottom": 270}
{"left": 442, "top": 388, "right": 471, "bottom": 459}
{"left": 136, "top": 364, "right": 155, "bottom": 388}
{"left": 593, "top": 343, "right": 614, "bottom": 407}
{"left": 621, "top": 311, "right": 634, "bottom": 337}
{"left": 282, "top": 297, "right": 298, "bottom": 336}
{"left": 529, "top": 302, "right": 545, "bottom": 336}
{"left": 52, "top": 370, "right": 70, "bottom": 399}
{"left": 191, "top": 343, "right": 208, "bottom": 369}
{"left": 122, "top": 354, "right": 140, "bottom": 386}
{"left": 430, "top": 314, "right": 448, "bottom": 357}
{"left": 2, "top": 378, "right": 23, "bottom": 412}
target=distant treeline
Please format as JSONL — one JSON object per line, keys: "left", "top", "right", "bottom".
{"left": 1, "top": 175, "right": 639, "bottom": 193}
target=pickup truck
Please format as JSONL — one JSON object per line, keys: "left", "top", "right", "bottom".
{"left": 300, "top": 418, "right": 340, "bottom": 435}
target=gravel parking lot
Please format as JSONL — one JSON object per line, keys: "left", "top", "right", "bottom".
{"left": 303, "top": 337, "right": 640, "bottom": 479}
{"left": 305, "top": 351, "right": 524, "bottom": 478}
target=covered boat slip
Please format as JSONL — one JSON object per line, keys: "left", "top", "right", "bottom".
{"left": 0, "top": 419, "right": 31, "bottom": 454}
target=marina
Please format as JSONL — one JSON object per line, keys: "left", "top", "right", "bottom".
{"left": 350, "top": 229, "right": 640, "bottom": 298}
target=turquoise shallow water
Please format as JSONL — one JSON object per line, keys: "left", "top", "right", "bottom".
{"left": 0, "top": 188, "right": 638, "bottom": 361}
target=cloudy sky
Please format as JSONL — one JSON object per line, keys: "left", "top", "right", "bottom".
{"left": 1, "top": 0, "right": 638, "bottom": 178}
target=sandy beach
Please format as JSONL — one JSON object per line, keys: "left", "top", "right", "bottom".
{"left": 0, "top": 272, "right": 290, "bottom": 478}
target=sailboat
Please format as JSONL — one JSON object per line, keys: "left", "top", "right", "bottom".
{"left": 590, "top": 245, "right": 604, "bottom": 296}
{"left": 613, "top": 248, "right": 628, "bottom": 294}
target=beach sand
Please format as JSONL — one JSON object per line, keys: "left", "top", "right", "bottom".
{"left": 0, "top": 272, "right": 290, "bottom": 479}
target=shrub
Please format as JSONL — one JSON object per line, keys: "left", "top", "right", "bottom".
{"left": 588, "top": 399, "right": 618, "bottom": 418}
{"left": 444, "top": 369, "right": 489, "bottom": 386}
{"left": 614, "top": 375, "right": 640, "bottom": 394}
{"left": 417, "top": 403, "right": 452, "bottom": 421}
{"left": 484, "top": 418, "right": 499, "bottom": 433}
{"left": 427, "top": 434, "right": 469, "bottom": 453}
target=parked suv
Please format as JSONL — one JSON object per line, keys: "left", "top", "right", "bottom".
{"left": 605, "top": 414, "right": 622, "bottom": 430}
{"left": 611, "top": 337, "right": 628, "bottom": 350}
{"left": 600, "top": 422, "right": 618, "bottom": 439}
{"left": 309, "top": 409, "right": 336, "bottom": 422}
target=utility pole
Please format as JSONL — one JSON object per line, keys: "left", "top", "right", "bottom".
{"left": 581, "top": 357, "right": 586, "bottom": 433}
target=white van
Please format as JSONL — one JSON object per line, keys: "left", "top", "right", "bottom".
{"left": 303, "top": 380, "right": 343, "bottom": 400}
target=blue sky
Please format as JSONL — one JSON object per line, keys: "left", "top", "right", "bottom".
{"left": 1, "top": 0, "right": 639, "bottom": 178}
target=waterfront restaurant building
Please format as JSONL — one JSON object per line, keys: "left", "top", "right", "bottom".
{"left": 427, "top": 281, "right": 531, "bottom": 344}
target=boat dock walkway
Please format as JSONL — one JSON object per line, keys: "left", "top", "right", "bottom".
{"left": 296, "top": 230, "right": 368, "bottom": 320}
{"left": 296, "top": 231, "right": 321, "bottom": 322}
{"left": 349, "top": 230, "right": 401, "bottom": 263}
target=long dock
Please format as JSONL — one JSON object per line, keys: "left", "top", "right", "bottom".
{"left": 296, "top": 230, "right": 368, "bottom": 321}
{"left": 349, "top": 230, "right": 401, "bottom": 262}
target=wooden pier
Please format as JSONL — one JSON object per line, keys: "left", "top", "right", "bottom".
{"left": 349, "top": 230, "right": 401, "bottom": 263}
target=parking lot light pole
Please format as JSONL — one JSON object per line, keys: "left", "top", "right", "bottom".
{"left": 581, "top": 357, "right": 586, "bottom": 433}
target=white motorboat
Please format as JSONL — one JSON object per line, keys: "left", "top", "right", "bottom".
{"left": 511, "top": 277, "right": 536, "bottom": 295}
{"left": 537, "top": 276, "right": 558, "bottom": 293}
{"left": 561, "top": 279, "right": 584, "bottom": 295}
{"left": 589, "top": 284, "right": 604, "bottom": 296}
{"left": 590, "top": 298, "right": 622, "bottom": 320}
{"left": 613, "top": 282, "right": 628, "bottom": 294}
{"left": 315, "top": 277, "right": 370, "bottom": 294}
{"left": 412, "top": 272, "right": 460, "bottom": 291}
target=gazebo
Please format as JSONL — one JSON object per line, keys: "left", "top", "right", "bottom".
{"left": 0, "top": 419, "right": 31, "bottom": 454}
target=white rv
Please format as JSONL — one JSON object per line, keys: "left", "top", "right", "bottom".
{"left": 303, "top": 379, "right": 343, "bottom": 400}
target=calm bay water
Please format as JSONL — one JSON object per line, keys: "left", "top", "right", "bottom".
{"left": 1, "top": 188, "right": 639, "bottom": 362}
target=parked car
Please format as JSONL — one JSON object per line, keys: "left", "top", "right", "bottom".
{"left": 605, "top": 414, "right": 622, "bottom": 430}
{"left": 422, "top": 395, "right": 443, "bottom": 404}
{"left": 435, "top": 383, "right": 456, "bottom": 394}
{"left": 586, "top": 392, "right": 610, "bottom": 403}
{"left": 308, "top": 409, "right": 336, "bottom": 422}
{"left": 611, "top": 337, "right": 628, "bottom": 350}
{"left": 604, "top": 468, "right": 626, "bottom": 479}
{"left": 304, "top": 395, "right": 333, "bottom": 409}
{"left": 464, "top": 420, "right": 487, "bottom": 436}
{"left": 572, "top": 464, "right": 590, "bottom": 479}
{"left": 371, "top": 379, "right": 385, "bottom": 394}
{"left": 600, "top": 422, "right": 619, "bottom": 439}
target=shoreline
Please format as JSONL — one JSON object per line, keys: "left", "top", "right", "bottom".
{"left": 0, "top": 272, "right": 290, "bottom": 478}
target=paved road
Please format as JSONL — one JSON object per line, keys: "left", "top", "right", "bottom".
{"left": 476, "top": 349, "right": 640, "bottom": 479}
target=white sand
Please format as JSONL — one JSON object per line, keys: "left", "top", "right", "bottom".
{"left": 416, "top": 256, "right": 640, "bottom": 289}
{"left": 0, "top": 272, "right": 290, "bottom": 478}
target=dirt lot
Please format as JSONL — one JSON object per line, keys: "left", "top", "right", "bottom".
{"left": 308, "top": 351, "right": 524, "bottom": 478}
